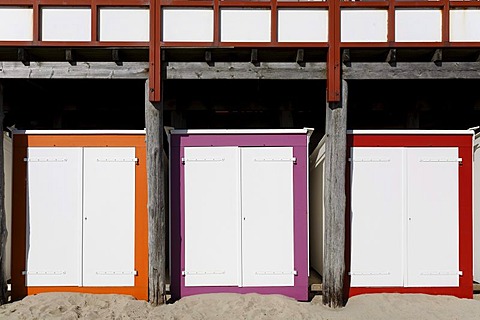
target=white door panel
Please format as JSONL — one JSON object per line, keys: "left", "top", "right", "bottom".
{"left": 184, "top": 147, "right": 240, "bottom": 286}
{"left": 241, "top": 147, "right": 294, "bottom": 287}
{"left": 26, "top": 147, "right": 83, "bottom": 286}
{"left": 350, "top": 148, "right": 404, "bottom": 287}
{"left": 82, "top": 148, "right": 136, "bottom": 286}
{"left": 406, "top": 148, "right": 459, "bottom": 287}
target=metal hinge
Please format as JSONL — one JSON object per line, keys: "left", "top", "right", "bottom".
{"left": 182, "top": 270, "right": 226, "bottom": 276}
{"left": 420, "top": 271, "right": 462, "bottom": 276}
{"left": 24, "top": 158, "right": 67, "bottom": 162}
{"left": 182, "top": 158, "right": 225, "bottom": 165}
{"left": 22, "top": 270, "right": 66, "bottom": 275}
{"left": 255, "top": 270, "right": 298, "bottom": 276}
{"left": 254, "top": 158, "right": 297, "bottom": 164}
{"left": 349, "top": 272, "right": 391, "bottom": 276}
{"left": 349, "top": 158, "right": 390, "bottom": 163}
{"left": 96, "top": 158, "right": 138, "bottom": 164}
{"left": 420, "top": 158, "right": 462, "bottom": 164}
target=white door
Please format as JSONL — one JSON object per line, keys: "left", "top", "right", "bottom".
{"left": 350, "top": 148, "right": 404, "bottom": 287}
{"left": 405, "top": 148, "right": 459, "bottom": 287}
{"left": 26, "top": 147, "right": 83, "bottom": 286}
{"left": 184, "top": 147, "right": 240, "bottom": 286}
{"left": 82, "top": 147, "right": 136, "bottom": 286}
{"left": 241, "top": 147, "right": 295, "bottom": 287}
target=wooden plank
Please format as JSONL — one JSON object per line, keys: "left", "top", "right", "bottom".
{"left": 145, "top": 79, "right": 166, "bottom": 305}
{"left": 0, "top": 83, "right": 6, "bottom": 304}
{"left": 0, "top": 62, "right": 148, "bottom": 79}
{"left": 343, "top": 62, "right": 480, "bottom": 80}
{"left": 322, "top": 79, "right": 347, "bottom": 308}
{"left": 166, "top": 62, "right": 327, "bottom": 80}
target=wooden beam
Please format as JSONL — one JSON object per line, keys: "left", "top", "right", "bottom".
{"left": 205, "top": 50, "right": 214, "bottom": 67}
{"left": 65, "top": 49, "right": 76, "bottom": 66}
{"left": 166, "top": 62, "right": 327, "bottom": 80}
{"left": 112, "top": 49, "right": 123, "bottom": 66}
{"left": 432, "top": 49, "right": 442, "bottom": 67}
{"left": 296, "top": 49, "right": 305, "bottom": 67}
{"left": 17, "top": 49, "right": 29, "bottom": 67}
{"left": 342, "top": 49, "right": 351, "bottom": 67}
{"left": 342, "top": 62, "right": 480, "bottom": 79}
{"left": 145, "top": 79, "right": 166, "bottom": 305}
{"left": 323, "top": 79, "right": 347, "bottom": 308}
{"left": 251, "top": 49, "right": 259, "bottom": 67}
{"left": 0, "top": 62, "right": 148, "bottom": 79}
{"left": 0, "top": 83, "right": 6, "bottom": 305}
{"left": 386, "top": 49, "right": 397, "bottom": 67}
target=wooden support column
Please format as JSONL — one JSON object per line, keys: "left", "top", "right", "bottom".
{"left": 323, "top": 79, "right": 347, "bottom": 308}
{"left": 0, "top": 83, "right": 6, "bottom": 304}
{"left": 145, "top": 79, "right": 166, "bottom": 305}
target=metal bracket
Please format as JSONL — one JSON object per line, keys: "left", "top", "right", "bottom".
{"left": 22, "top": 270, "right": 66, "bottom": 275}
{"left": 96, "top": 158, "right": 138, "bottom": 164}
{"left": 182, "top": 158, "right": 225, "bottom": 165}
{"left": 254, "top": 158, "right": 297, "bottom": 164}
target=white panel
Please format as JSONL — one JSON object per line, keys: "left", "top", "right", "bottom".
{"left": 278, "top": 9, "right": 328, "bottom": 43}
{"left": 341, "top": 9, "right": 388, "bottom": 43}
{"left": 82, "top": 148, "right": 136, "bottom": 287}
{"left": 350, "top": 148, "right": 404, "bottom": 287}
{"left": 395, "top": 9, "right": 442, "bottom": 42}
{"left": 26, "top": 148, "right": 82, "bottom": 286}
{"left": 309, "top": 138, "right": 325, "bottom": 275}
{"left": 406, "top": 148, "right": 459, "bottom": 287}
{"left": 241, "top": 147, "right": 294, "bottom": 287}
{"left": 41, "top": 8, "right": 91, "bottom": 41}
{"left": 450, "top": 9, "right": 480, "bottom": 42}
{"left": 0, "top": 7, "right": 33, "bottom": 41}
{"left": 221, "top": 9, "right": 271, "bottom": 42}
{"left": 184, "top": 147, "right": 239, "bottom": 286}
{"left": 99, "top": 8, "right": 149, "bottom": 42}
{"left": 475, "top": 136, "right": 480, "bottom": 282}
{"left": 162, "top": 8, "right": 213, "bottom": 42}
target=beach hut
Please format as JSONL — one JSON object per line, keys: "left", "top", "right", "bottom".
{"left": 168, "top": 128, "right": 313, "bottom": 301}
{"left": 10, "top": 130, "right": 148, "bottom": 301}
{"left": 310, "top": 130, "right": 474, "bottom": 299}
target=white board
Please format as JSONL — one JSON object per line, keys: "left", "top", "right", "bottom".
{"left": 241, "top": 147, "right": 294, "bottom": 287}
{"left": 341, "top": 9, "right": 388, "bottom": 43}
{"left": 220, "top": 9, "right": 271, "bottom": 42}
{"left": 350, "top": 148, "right": 404, "bottom": 287}
{"left": 0, "top": 7, "right": 33, "bottom": 41}
{"left": 395, "top": 9, "right": 442, "bottom": 42}
{"left": 26, "top": 147, "right": 83, "bottom": 286}
{"left": 99, "top": 8, "right": 149, "bottom": 42}
{"left": 405, "top": 148, "right": 459, "bottom": 287}
{"left": 184, "top": 147, "right": 240, "bottom": 286}
{"left": 162, "top": 8, "right": 214, "bottom": 42}
{"left": 278, "top": 9, "right": 328, "bottom": 43}
{"left": 82, "top": 148, "right": 136, "bottom": 286}
{"left": 41, "top": 8, "right": 91, "bottom": 41}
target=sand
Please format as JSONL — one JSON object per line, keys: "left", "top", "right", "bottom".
{"left": 1, "top": 292, "right": 480, "bottom": 320}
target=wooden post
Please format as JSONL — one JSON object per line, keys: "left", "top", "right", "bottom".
{"left": 145, "top": 79, "right": 166, "bottom": 305}
{"left": 323, "top": 79, "right": 347, "bottom": 308}
{"left": 0, "top": 83, "right": 7, "bottom": 304}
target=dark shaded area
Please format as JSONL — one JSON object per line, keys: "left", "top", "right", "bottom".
{"left": 2, "top": 78, "right": 480, "bottom": 152}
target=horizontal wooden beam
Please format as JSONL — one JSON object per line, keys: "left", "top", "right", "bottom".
{"left": 166, "top": 62, "right": 327, "bottom": 80}
{"left": 343, "top": 62, "right": 480, "bottom": 80}
{"left": 0, "top": 62, "right": 148, "bottom": 79}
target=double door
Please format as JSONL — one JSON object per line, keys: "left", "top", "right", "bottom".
{"left": 25, "top": 147, "right": 136, "bottom": 287}
{"left": 183, "top": 146, "right": 295, "bottom": 287}
{"left": 350, "top": 147, "right": 460, "bottom": 287}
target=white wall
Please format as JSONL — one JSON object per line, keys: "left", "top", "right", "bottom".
{"left": 309, "top": 136, "right": 325, "bottom": 276}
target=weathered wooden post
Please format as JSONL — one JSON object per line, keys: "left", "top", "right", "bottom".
{"left": 0, "top": 83, "right": 7, "bottom": 304}
{"left": 323, "top": 79, "right": 347, "bottom": 308}
{"left": 145, "top": 79, "right": 166, "bottom": 305}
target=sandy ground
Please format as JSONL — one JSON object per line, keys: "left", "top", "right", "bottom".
{"left": 1, "top": 292, "right": 480, "bottom": 320}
